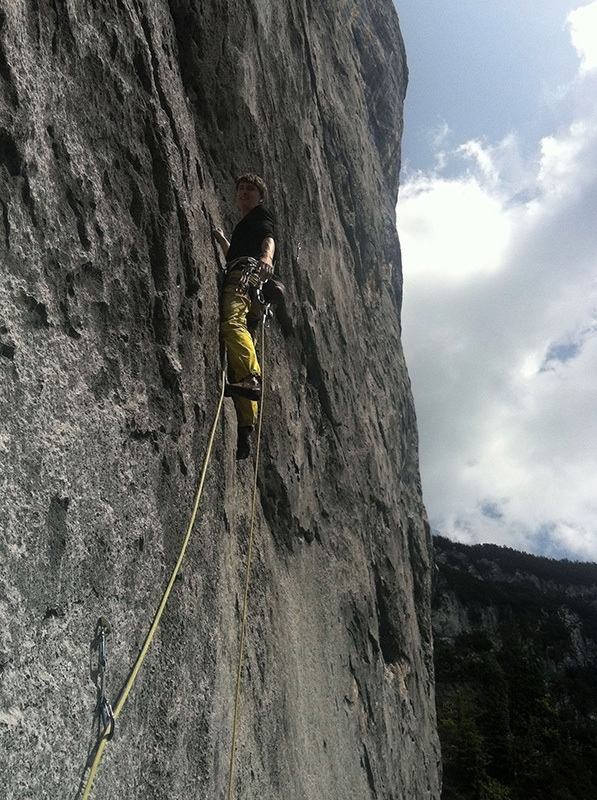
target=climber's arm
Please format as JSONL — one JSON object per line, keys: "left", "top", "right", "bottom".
{"left": 213, "top": 227, "right": 230, "bottom": 256}
{"left": 259, "top": 236, "right": 275, "bottom": 279}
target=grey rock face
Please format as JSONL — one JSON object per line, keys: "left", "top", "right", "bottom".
{"left": 433, "top": 537, "right": 597, "bottom": 671}
{"left": 0, "top": 2, "right": 440, "bottom": 798}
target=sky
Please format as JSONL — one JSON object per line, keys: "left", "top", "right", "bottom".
{"left": 394, "top": 1, "right": 597, "bottom": 561}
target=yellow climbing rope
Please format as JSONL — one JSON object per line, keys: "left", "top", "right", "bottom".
{"left": 80, "top": 368, "right": 227, "bottom": 800}
{"left": 226, "top": 315, "right": 266, "bottom": 800}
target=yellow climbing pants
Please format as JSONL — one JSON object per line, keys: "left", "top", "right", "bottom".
{"left": 221, "top": 276, "right": 261, "bottom": 428}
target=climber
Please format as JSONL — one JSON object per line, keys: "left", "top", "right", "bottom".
{"left": 213, "top": 173, "right": 276, "bottom": 460}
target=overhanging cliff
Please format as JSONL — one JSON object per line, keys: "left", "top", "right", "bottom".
{"left": 0, "top": 2, "right": 440, "bottom": 798}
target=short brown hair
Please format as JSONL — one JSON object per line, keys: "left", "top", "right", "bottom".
{"left": 235, "top": 173, "right": 267, "bottom": 199}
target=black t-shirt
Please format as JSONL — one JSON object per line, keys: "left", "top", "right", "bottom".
{"left": 226, "top": 205, "right": 275, "bottom": 263}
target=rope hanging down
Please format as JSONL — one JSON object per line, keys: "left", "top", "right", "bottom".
{"left": 227, "top": 315, "right": 266, "bottom": 800}
{"left": 80, "top": 369, "right": 227, "bottom": 800}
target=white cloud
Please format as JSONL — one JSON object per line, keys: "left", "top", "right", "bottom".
{"left": 568, "top": 1, "right": 597, "bottom": 73}
{"left": 397, "top": 8, "right": 597, "bottom": 561}
{"left": 398, "top": 174, "right": 511, "bottom": 282}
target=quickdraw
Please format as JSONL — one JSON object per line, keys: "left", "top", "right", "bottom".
{"left": 96, "top": 618, "right": 115, "bottom": 741}
{"left": 234, "top": 257, "right": 266, "bottom": 305}
{"left": 226, "top": 256, "right": 285, "bottom": 319}
{"left": 80, "top": 371, "right": 228, "bottom": 800}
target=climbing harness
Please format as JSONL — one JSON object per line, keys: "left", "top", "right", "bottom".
{"left": 227, "top": 315, "right": 266, "bottom": 800}
{"left": 236, "top": 257, "right": 265, "bottom": 302}
{"left": 225, "top": 256, "right": 285, "bottom": 318}
{"left": 96, "top": 618, "right": 114, "bottom": 741}
{"left": 80, "top": 369, "right": 227, "bottom": 800}
{"left": 226, "top": 255, "right": 267, "bottom": 304}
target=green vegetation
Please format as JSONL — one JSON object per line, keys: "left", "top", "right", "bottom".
{"left": 436, "top": 631, "right": 597, "bottom": 799}
{"left": 433, "top": 535, "right": 597, "bottom": 587}
{"left": 433, "top": 537, "right": 597, "bottom": 799}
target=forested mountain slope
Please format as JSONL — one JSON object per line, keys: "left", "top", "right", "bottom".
{"left": 433, "top": 536, "right": 597, "bottom": 800}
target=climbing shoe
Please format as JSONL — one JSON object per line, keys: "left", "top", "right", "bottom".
{"left": 225, "top": 375, "right": 261, "bottom": 401}
{"left": 236, "top": 426, "right": 253, "bottom": 460}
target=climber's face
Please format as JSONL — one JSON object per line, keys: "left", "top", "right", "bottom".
{"left": 236, "top": 181, "right": 263, "bottom": 216}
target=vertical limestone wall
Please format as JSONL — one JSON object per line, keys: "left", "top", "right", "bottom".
{"left": 0, "top": 1, "right": 440, "bottom": 798}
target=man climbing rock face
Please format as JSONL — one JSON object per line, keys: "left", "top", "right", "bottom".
{"left": 213, "top": 173, "right": 276, "bottom": 460}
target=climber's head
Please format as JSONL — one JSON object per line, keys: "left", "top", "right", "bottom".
{"left": 235, "top": 173, "right": 267, "bottom": 215}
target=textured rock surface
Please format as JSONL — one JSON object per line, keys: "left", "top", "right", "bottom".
{"left": 433, "top": 537, "right": 597, "bottom": 670}
{"left": 0, "top": 2, "right": 440, "bottom": 798}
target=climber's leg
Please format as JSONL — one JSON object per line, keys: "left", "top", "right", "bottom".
{"left": 221, "top": 279, "right": 260, "bottom": 428}
{"left": 221, "top": 280, "right": 261, "bottom": 383}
